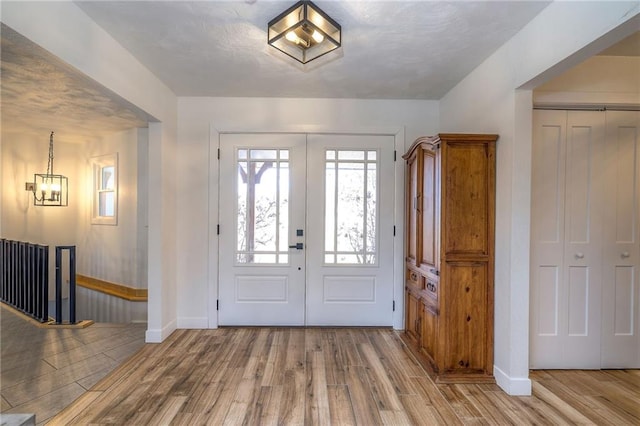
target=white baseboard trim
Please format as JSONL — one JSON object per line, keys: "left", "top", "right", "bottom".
{"left": 177, "top": 316, "right": 209, "bottom": 329}
{"left": 145, "top": 318, "right": 177, "bottom": 343}
{"left": 494, "top": 365, "right": 532, "bottom": 396}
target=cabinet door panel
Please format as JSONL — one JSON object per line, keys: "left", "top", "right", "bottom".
{"left": 421, "top": 150, "right": 437, "bottom": 268}
{"left": 407, "top": 155, "right": 419, "bottom": 263}
{"left": 420, "top": 302, "right": 438, "bottom": 363}
{"left": 443, "top": 262, "right": 488, "bottom": 372}
{"left": 442, "top": 142, "right": 490, "bottom": 256}
{"left": 405, "top": 289, "right": 421, "bottom": 344}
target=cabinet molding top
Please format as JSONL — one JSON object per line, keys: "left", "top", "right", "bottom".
{"left": 403, "top": 134, "right": 498, "bottom": 160}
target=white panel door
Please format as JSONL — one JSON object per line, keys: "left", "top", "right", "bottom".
{"left": 530, "top": 110, "right": 568, "bottom": 367}
{"left": 306, "top": 134, "right": 395, "bottom": 325}
{"left": 562, "top": 111, "right": 605, "bottom": 368}
{"left": 531, "top": 110, "right": 605, "bottom": 368}
{"left": 601, "top": 111, "right": 640, "bottom": 368}
{"left": 219, "top": 134, "right": 307, "bottom": 326}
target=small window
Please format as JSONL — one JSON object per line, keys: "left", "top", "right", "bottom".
{"left": 91, "top": 153, "right": 118, "bottom": 225}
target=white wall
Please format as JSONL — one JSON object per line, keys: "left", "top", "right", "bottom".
{"left": 1, "top": 130, "right": 80, "bottom": 300}
{"left": 75, "top": 128, "right": 148, "bottom": 325}
{"left": 439, "top": 1, "right": 640, "bottom": 396}
{"left": 1, "top": 1, "right": 178, "bottom": 342}
{"left": 1, "top": 131, "right": 79, "bottom": 246}
{"left": 78, "top": 128, "right": 147, "bottom": 288}
{"left": 534, "top": 56, "right": 640, "bottom": 105}
{"left": 136, "top": 129, "right": 149, "bottom": 292}
{"left": 176, "top": 97, "right": 439, "bottom": 328}
{"left": 0, "top": 126, "right": 148, "bottom": 323}
{"left": 76, "top": 287, "right": 147, "bottom": 323}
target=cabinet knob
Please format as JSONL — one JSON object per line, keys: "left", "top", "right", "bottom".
{"left": 621, "top": 251, "right": 630, "bottom": 258}
{"left": 575, "top": 252, "right": 584, "bottom": 259}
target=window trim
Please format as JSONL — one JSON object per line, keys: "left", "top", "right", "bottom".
{"left": 91, "top": 153, "right": 118, "bottom": 226}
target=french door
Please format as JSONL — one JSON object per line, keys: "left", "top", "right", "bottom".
{"left": 218, "top": 133, "right": 395, "bottom": 326}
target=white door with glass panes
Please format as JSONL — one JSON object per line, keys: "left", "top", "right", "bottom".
{"left": 306, "top": 134, "right": 394, "bottom": 325}
{"left": 219, "top": 134, "right": 306, "bottom": 325}
{"left": 218, "top": 133, "right": 395, "bottom": 326}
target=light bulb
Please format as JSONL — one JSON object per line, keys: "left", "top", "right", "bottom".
{"left": 51, "top": 183, "right": 61, "bottom": 192}
{"left": 312, "top": 30, "right": 324, "bottom": 43}
{"left": 40, "top": 183, "right": 48, "bottom": 191}
{"left": 285, "top": 31, "right": 298, "bottom": 43}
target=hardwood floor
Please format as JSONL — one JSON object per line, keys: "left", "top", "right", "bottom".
{"left": 0, "top": 304, "right": 146, "bottom": 425}
{"left": 45, "top": 327, "right": 639, "bottom": 425}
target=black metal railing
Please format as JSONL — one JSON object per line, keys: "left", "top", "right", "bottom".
{"left": 0, "top": 238, "right": 49, "bottom": 322}
{"left": 55, "top": 246, "right": 76, "bottom": 324}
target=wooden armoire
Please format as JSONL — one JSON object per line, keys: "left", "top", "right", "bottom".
{"left": 402, "top": 133, "right": 497, "bottom": 383}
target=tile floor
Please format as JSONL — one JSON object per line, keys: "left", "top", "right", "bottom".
{"left": 1, "top": 305, "right": 146, "bottom": 425}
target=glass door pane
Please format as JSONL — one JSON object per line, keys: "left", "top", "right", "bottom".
{"left": 236, "top": 149, "right": 290, "bottom": 264}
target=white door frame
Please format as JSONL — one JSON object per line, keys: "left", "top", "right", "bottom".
{"left": 207, "top": 125, "right": 406, "bottom": 329}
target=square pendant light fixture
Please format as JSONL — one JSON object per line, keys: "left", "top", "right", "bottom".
{"left": 26, "top": 132, "right": 69, "bottom": 207}
{"left": 268, "top": 1, "right": 341, "bottom": 64}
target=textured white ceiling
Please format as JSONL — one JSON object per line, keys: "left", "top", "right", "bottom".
{"left": 1, "top": 24, "right": 154, "bottom": 144}
{"left": 11, "top": 1, "right": 636, "bottom": 144}
{"left": 76, "top": 0, "right": 552, "bottom": 99}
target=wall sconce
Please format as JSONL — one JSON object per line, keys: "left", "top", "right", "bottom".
{"left": 26, "top": 132, "right": 68, "bottom": 207}
{"left": 268, "top": 1, "right": 341, "bottom": 64}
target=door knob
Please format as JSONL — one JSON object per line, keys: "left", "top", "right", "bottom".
{"left": 289, "top": 243, "right": 304, "bottom": 250}
{"left": 621, "top": 252, "right": 630, "bottom": 258}
{"left": 575, "top": 252, "right": 584, "bottom": 259}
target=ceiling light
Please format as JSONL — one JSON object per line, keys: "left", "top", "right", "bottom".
{"left": 26, "top": 132, "right": 68, "bottom": 207}
{"left": 268, "top": 1, "right": 341, "bottom": 64}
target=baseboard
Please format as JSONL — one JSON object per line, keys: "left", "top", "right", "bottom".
{"left": 145, "top": 318, "right": 176, "bottom": 343}
{"left": 494, "top": 365, "right": 532, "bottom": 396}
{"left": 177, "top": 316, "right": 209, "bottom": 329}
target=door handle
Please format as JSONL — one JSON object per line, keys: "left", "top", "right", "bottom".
{"left": 621, "top": 251, "right": 630, "bottom": 258}
{"left": 575, "top": 252, "right": 584, "bottom": 259}
{"left": 289, "top": 243, "right": 304, "bottom": 250}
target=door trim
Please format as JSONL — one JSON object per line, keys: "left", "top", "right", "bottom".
{"left": 208, "top": 125, "right": 406, "bottom": 329}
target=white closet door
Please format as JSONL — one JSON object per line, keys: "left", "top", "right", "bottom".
{"left": 562, "top": 111, "right": 605, "bottom": 368}
{"left": 530, "top": 110, "right": 569, "bottom": 367}
{"left": 601, "top": 111, "right": 640, "bottom": 368}
{"left": 531, "top": 110, "right": 606, "bottom": 368}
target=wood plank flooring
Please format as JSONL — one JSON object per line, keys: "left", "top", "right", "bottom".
{"left": 1, "top": 304, "right": 146, "bottom": 425}
{"left": 46, "top": 327, "right": 640, "bottom": 425}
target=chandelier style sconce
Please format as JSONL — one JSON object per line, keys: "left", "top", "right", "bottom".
{"left": 268, "top": 1, "right": 341, "bottom": 64}
{"left": 26, "top": 131, "right": 68, "bottom": 207}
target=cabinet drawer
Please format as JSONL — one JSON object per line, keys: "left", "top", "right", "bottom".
{"left": 406, "top": 268, "right": 423, "bottom": 288}
{"left": 425, "top": 279, "right": 438, "bottom": 300}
